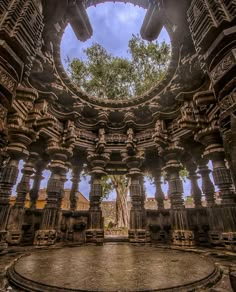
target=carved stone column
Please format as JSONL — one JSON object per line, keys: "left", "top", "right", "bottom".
{"left": 197, "top": 159, "right": 215, "bottom": 207}
{"left": 0, "top": 87, "right": 36, "bottom": 250}
{"left": 6, "top": 153, "right": 37, "bottom": 244}
{"left": 86, "top": 150, "right": 110, "bottom": 244}
{"left": 196, "top": 130, "right": 236, "bottom": 205}
{"left": 0, "top": 158, "right": 19, "bottom": 251}
{"left": 153, "top": 168, "right": 165, "bottom": 210}
{"left": 70, "top": 166, "right": 82, "bottom": 211}
{"left": 139, "top": 175, "right": 146, "bottom": 211}
{"left": 185, "top": 161, "right": 202, "bottom": 208}
{"left": 123, "top": 151, "right": 147, "bottom": 243}
{"left": 34, "top": 147, "right": 72, "bottom": 246}
{"left": 29, "top": 160, "right": 46, "bottom": 209}
{"left": 162, "top": 145, "right": 185, "bottom": 209}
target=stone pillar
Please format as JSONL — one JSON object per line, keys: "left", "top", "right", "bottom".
{"left": 86, "top": 150, "right": 110, "bottom": 244}
{"left": 129, "top": 171, "right": 147, "bottom": 243}
{"left": 34, "top": 148, "right": 71, "bottom": 246}
{"left": 195, "top": 129, "right": 236, "bottom": 205}
{"left": 7, "top": 153, "right": 37, "bottom": 244}
{"left": 0, "top": 87, "right": 37, "bottom": 250}
{"left": 122, "top": 151, "right": 146, "bottom": 243}
{"left": 197, "top": 159, "right": 215, "bottom": 207}
{"left": 139, "top": 175, "right": 146, "bottom": 211}
{"left": 196, "top": 130, "right": 236, "bottom": 247}
{"left": 211, "top": 154, "right": 236, "bottom": 205}
{"left": 153, "top": 169, "right": 165, "bottom": 210}
{"left": 0, "top": 158, "right": 19, "bottom": 251}
{"left": 163, "top": 146, "right": 185, "bottom": 209}
{"left": 186, "top": 162, "right": 202, "bottom": 208}
{"left": 86, "top": 172, "right": 104, "bottom": 244}
{"left": 29, "top": 162, "right": 45, "bottom": 210}
{"left": 70, "top": 166, "right": 82, "bottom": 211}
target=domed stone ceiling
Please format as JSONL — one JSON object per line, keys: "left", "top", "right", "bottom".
{"left": 29, "top": 0, "right": 205, "bottom": 114}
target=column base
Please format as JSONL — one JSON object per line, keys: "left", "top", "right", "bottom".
{"left": 34, "top": 230, "right": 57, "bottom": 246}
{"left": 86, "top": 229, "right": 104, "bottom": 244}
{"left": 128, "top": 229, "right": 149, "bottom": 244}
{"left": 172, "top": 230, "right": 196, "bottom": 247}
{"left": 7, "top": 230, "right": 22, "bottom": 245}
{"left": 222, "top": 232, "right": 236, "bottom": 250}
{"left": 0, "top": 230, "right": 8, "bottom": 252}
{"left": 208, "top": 231, "right": 222, "bottom": 246}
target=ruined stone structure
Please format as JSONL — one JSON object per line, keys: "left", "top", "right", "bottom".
{"left": 0, "top": 0, "right": 236, "bottom": 255}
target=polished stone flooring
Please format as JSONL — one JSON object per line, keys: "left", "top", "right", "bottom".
{"left": 12, "top": 244, "right": 217, "bottom": 291}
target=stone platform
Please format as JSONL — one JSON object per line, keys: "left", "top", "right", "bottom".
{"left": 7, "top": 244, "right": 220, "bottom": 291}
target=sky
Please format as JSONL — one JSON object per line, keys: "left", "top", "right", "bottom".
{"left": 12, "top": 3, "right": 206, "bottom": 200}
{"left": 61, "top": 2, "right": 170, "bottom": 67}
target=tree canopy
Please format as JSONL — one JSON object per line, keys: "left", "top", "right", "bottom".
{"left": 66, "top": 34, "right": 171, "bottom": 100}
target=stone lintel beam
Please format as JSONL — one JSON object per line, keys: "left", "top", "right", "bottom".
{"left": 67, "top": 0, "right": 93, "bottom": 42}
{"left": 141, "top": 1, "right": 164, "bottom": 41}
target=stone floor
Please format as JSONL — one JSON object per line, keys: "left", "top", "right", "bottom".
{"left": 1, "top": 244, "right": 236, "bottom": 291}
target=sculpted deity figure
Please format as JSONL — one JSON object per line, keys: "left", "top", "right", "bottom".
{"left": 155, "top": 120, "right": 163, "bottom": 134}
{"left": 127, "top": 128, "right": 134, "bottom": 143}
{"left": 98, "top": 128, "right": 106, "bottom": 144}
{"left": 0, "top": 105, "right": 7, "bottom": 132}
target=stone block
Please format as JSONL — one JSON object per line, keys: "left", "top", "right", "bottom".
{"left": 172, "top": 230, "right": 196, "bottom": 246}
{"left": 222, "top": 232, "right": 236, "bottom": 250}
{"left": 34, "top": 229, "right": 57, "bottom": 246}
{"left": 6, "top": 230, "right": 22, "bottom": 245}
{"left": 86, "top": 229, "right": 104, "bottom": 244}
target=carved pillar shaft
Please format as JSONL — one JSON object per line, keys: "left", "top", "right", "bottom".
{"left": 129, "top": 173, "right": 144, "bottom": 229}
{"left": 212, "top": 156, "right": 236, "bottom": 205}
{"left": 41, "top": 173, "right": 64, "bottom": 230}
{"left": 88, "top": 173, "right": 103, "bottom": 229}
{"left": 139, "top": 175, "right": 146, "bottom": 210}
{"left": 166, "top": 169, "right": 184, "bottom": 209}
{"left": 161, "top": 145, "right": 184, "bottom": 209}
{"left": 6, "top": 155, "right": 36, "bottom": 244}
{"left": 198, "top": 162, "right": 215, "bottom": 207}
{"left": 15, "top": 157, "right": 36, "bottom": 207}
{"left": 70, "top": 167, "right": 81, "bottom": 211}
{"left": 196, "top": 131, "right": 236, "bottom": 205}
{"left": 189, "top": 173, "right": 202, "bottom": 208}
{"left": 0, "top": 158, "right": 19, "bottom": 229}
{"left": 29, "top": 166, "right": 44, "bottom": 210}
{"left": 34, "top": 146, "right": 72, "bottom": 246}
{"left": 154, "top": 170, "right": 165, "bottom": 210}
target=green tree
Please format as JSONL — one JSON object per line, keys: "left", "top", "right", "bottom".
{"left": 67, "top": 34, "right": 171, "bottom": 99}
{"left": 67, "top": 35, "right": 171, "bottom": 227}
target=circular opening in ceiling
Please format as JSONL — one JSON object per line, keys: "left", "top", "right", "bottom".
{"left": 61, "top": 2, "right": 171, "bottom": 101}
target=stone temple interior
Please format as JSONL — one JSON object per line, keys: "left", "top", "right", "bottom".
{"left": 1, "top": 0, "right": 236, "bottom": 291}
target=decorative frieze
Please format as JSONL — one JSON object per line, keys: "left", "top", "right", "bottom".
{"left": 0, "top": 0, "right": 44, "bottom": 77}
{"left": 210, "top": 49, "right": 236, "bottom": 84}
{"left": 0, "top": 66, "right": 17, "bottom": 94}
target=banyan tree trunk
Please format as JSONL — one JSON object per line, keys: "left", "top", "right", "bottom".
{"left": 110, "top": 175, "right": 130, "bottom": 228}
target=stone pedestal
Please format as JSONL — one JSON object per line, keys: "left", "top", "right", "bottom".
{"left": 172, "top": 230, "right": 196, "bottom": 247}
{"left": 34, "top": 230, "right": 57, "bottom": 246}
{"left": 0, "top": 230, "right": 7, "bottom": 253}
{"left": 222, "top": 232, "right": 236, "bottom": 251}
{"left": 86, "top": 229, "right": 104, "bottom": 245}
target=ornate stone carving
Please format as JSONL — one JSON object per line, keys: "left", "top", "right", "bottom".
{"left": 211, "top": 50, "right": 236, "bottom": 84}
{"left": 0, "top": 67, "right": 17, "bottom": 94}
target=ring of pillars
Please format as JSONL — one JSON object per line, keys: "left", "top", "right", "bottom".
{"left": 0, "top": 0, "right": 236, "bottom": 251}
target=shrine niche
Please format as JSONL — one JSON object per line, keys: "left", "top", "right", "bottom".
{"left": 1, "top": 0, "right": 236, "bottom": 291}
